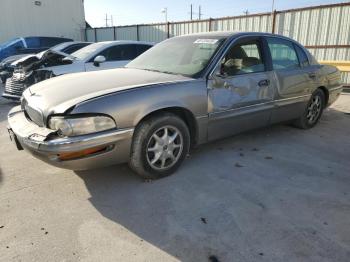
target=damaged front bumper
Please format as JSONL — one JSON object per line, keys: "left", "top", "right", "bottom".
{"left": 7, "top": 106, "right": 134, "bottom": 170}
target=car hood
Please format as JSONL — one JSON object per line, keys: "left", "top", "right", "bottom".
{"left": 24, "top": 68, "right": 193, "bottom": 115}
{"left": 14, "top": 50, "right": 74, "bottom": 70}
{"left": 12, "top": 54, "right": 38, "bottom": 66}
{"left": 1, "top": 54, "right": 33, "bottom": 66}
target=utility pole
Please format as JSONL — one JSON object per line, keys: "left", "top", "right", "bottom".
{"left": 161, "top": 7, "right": 168, "bottom": 22}
{"left": 190, "top": 4, "right": 193, "bottom": 20}
{"left": 198, "top": 5, "right": 202, "bottom": 20}
{"left": 105, "top": 13, "right": 108, "bottom": 27}
{"left": 271, "top": 0, "right": 276, "bottom": 33}
{"left": 110, "top": 15, "right": 114, "bottom": 26}
{"left": 243, "top": 9, "right": 249, "bottom": 16}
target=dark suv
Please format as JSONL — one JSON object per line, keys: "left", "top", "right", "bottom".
{"left": 0, "top": 36, "right": 73, "bottom": 62}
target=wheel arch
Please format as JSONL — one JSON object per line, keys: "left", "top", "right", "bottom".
{"left": 317, "top": 86, "right": 329, "bottom": 107}
{"left": 134, "top": 106, "right": 199, "bottom": 147}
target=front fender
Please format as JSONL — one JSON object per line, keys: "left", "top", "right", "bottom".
{"left": 71, "top": 80, "right": 208, "bottom": 129}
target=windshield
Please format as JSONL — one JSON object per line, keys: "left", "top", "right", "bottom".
{"left": 71, "top": 42, "right": 105, "bottom": 60}
{"left": 0, "top": 38, "right": 21, "bottom": 48}
{"left": 126, "top": 36, "right": 226, "bottom": 77}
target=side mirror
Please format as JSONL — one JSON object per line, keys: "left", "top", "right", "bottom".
{"left": 93, "top": 55, "right": 106, "bottom": 67}
{"left": 214, "top": 64, "right": 226, "bottom": 78}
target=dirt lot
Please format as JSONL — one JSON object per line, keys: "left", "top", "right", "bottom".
{"left": 0, "top": 82, "right": 350, "bottom": 262}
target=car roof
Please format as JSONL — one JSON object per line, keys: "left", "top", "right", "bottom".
{"left": 23, "top": 36, "right": 73, "bottom": 40}
{"left": 175, "top": 31, "right": 299, "bottom": 42}
{"left": 91, "top": 40, "right": 154, "bottom": 47}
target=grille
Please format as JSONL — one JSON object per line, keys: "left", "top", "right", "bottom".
{"left": 4, "top": 78, "right": 26, "bottom": 97}
{"left": 22, "top": 98, "right": 45, "bottom": 127}
{"left": 25, "top": 105, "right": 44, "bottom": 127}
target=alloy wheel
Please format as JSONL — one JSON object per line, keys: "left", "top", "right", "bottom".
{"left": 146, "top": 125, "right": 183, "bottom": 170}
{"left": 306, "top": 95, "right": 322, "bottom": 124}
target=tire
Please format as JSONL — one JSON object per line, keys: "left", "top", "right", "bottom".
{"left": 294, "top": 89, "right": 325, "bottom": 129}
{"left": 129, "top": 112, "right": 190, "bottom": 179}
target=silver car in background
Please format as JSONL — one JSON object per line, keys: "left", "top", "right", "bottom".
{"left": 7, "top": 32, "right": 343, "bottom": 179}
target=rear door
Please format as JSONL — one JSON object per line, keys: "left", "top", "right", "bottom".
{"left": 265, "top": 37, "right": 317, "bottom": 123}
{"left": 207, "top": 36, "right": 276, "bottom": 141}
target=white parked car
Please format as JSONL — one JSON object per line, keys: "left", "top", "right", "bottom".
{"left": 3, "top": 41, "right": 154, "bottom": 100}
{"left": 46, "top": 40, "right": 154, "bottom": 75}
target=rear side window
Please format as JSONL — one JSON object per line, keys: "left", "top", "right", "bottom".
{"left": 136, "top": 44, "right": 152, "bottom": 56}
{"left": 267, "top": 37, "right": 299, "bottom": 70}
{"left": 294, "top": 45, "right": 309, "bottom": 67}
{"left": 25, "top": 37, "right": 40, "bottom": 48}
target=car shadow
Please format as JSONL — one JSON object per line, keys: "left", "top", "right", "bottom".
{"left": 74, "top": 105, "right": 350, "bottom": 261}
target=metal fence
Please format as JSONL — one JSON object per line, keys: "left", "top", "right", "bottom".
{"left": 85, "top": 2, "right": 350, "bottom": 85}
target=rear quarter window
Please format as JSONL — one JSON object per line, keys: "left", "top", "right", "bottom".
{"left": 294, "top": 44, "right": 309, "bottom": 67}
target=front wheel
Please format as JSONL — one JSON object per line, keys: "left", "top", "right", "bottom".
{"left": 294, "top": 89, "right": 325, "bottom": 129}
{"left": 129, "top": 113, "right": 190, "bottom": 179}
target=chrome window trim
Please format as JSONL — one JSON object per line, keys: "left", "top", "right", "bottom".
{"left": 207, "top": 33, "right": 314, "bottom": 79}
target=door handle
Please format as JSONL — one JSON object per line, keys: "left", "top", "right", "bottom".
{"left": 258, "top": 79, "right": 270, "bottom": 87}
{"left": 308, "top": 73, "right": 316, "bottom": 79}
{"left": 224, "top": 82, "right": 234, "bottom": 89}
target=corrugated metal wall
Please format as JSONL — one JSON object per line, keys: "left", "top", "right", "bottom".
{"left": 86, "top": 3, "right": 350, "bottom": 84}
{"left": 0, "top": 0, "right": 86, "bottom": 42}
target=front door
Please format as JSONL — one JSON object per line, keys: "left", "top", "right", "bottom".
{"left": 207, "top": 36, "right": 275, "bottom": 141}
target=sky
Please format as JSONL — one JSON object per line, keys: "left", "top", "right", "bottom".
{"left": 84, "top": 0, "right": 346, "bottom": 27}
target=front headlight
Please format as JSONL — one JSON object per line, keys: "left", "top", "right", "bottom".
{"left": 48, "top": 115, "right": 116, "bottom": 137}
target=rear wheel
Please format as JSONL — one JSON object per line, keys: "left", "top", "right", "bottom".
{"left": 129, "top": 113, "right": 190, "bottom": 179}
{"left": 294, "top": 89, "right": 325, "bottom": 129}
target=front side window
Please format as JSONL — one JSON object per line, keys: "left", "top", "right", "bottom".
{"left": 72, "top": 42, "right": 106, "bottom": 61}
{"left": 267, "top": 37, "right": 300, "bottom": 70}
{"left": 97, "top": 45, "right": 138, "bottom": 61}
{"left": 63, "top": 44, "right": 90, "bottom": 54}
{"left": 0, "top": 38, "right": 20, "bottom": 48}
{"left": 221, "top": 40, "right": 265, "bottom": 76}
{"left": 126, "top": 36, "right": 226, "bottom": 77}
